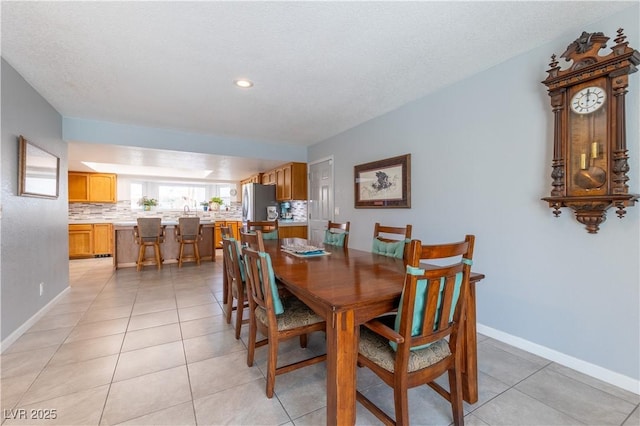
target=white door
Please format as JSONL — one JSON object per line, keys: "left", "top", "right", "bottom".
{"left": 308, "top": 157, "right": 333, "bottom": 244}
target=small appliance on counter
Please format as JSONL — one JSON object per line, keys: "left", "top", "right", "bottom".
{"left": 266, "top": 206, "right": 279, "bottom": 221}
{"left": 280, "top": 202, "right": 293, "bottom": 220}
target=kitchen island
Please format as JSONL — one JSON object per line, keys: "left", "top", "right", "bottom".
{"left": 113, "top": 221, "right": 215, "bottom": 269}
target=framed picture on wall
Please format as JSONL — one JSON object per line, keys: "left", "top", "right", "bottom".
{"left": 18, "top": 135, "right": 60, "bottom": 199}
{"left": 354, "top": 154, "right": 411, "bottom": 208}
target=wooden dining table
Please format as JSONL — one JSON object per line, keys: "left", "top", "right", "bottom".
{"left": 261, "top": 238, "right": 485, "bottom": 426}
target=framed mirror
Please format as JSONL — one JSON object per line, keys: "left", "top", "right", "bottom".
{"left": 18, "top": 135, "right": 60, "bottom": 199}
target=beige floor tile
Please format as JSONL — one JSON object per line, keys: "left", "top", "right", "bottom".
{"left": 48, "top": 333, "right": 125, "bottom": 366}
{"left": 476, "top": 339, "right": 545, "bottom": 386}
{"left": 28, "top": 311, "right": 86, "bottom": 332}
{"left": 0, "top": 372, "right": 39, "bottom": 412}
{"left": 5, "top": 385, "right": 109, "bottom": 425}
{"left": 113, "top": 341, "right": 185, "bottom": 382}
{"left": 80, "top": 305, "right": 133, "bottom": 324}
{"left": 272, "top": 362, "right": 327, "bottom": 420}
{"left": 127, "top": 309, "right": 178, "bottom": 331}
{"left": 20, "top": 355, "right": 118, "bottom": 405}
{"left": 175, "top": 294, "right": 216, "bottom": 309}
{"left": 188, "top": 352, "right": 263, "bottom": 399}
{"left": 65, "top": 318, "right": 129, "bottom": 343}
{"left": 473, "top": 388, "right": 582, "bottom": 425}
{"left": 623, "top": 406, "right": 639, "bottom": 426}
{"left": 101, "top": 366, "right": 191, "bottom": 425}
{"left": 193, "top": 379, "right": 290, "bottom": 425}
{"left": 3, "top": 328, "right": 73, "bottom": 354}
{"left": 131, "top": 299, "right": 176, "bottom": 316}
{"left": 1, "top": 345, "right": 59, "bottom": 379}
{"left": 46, "top": 301, "right": 92, "bottom": 316}
{"left": 179, "top": 315, "right": 229, "bottom": 340}
{"left": 182, "top": 329, "right": 246, "bottom": 364}
{"left": 177, "top": 303, "right": 222, "bottom": 322}
{"left": 515, "top": 367, "right": 636, "bottom": 425}
{"left": 115, "top": 401, "right": 195, "bottom": 426}
{"left": 121, "top": 323, "right": 182, "bottom": 352}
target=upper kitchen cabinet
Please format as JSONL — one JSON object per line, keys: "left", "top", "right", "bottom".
{"left": 275, "top": 162, "right": 306, "bottom": 201}
{"left": 68, "top": 172, "right": 117, "bottom": 203}
{"left": 240, "top": 173, "right": 262, "bottom": 186}
{"left": 261, "top": 170, "right": 276, "bottom": 185}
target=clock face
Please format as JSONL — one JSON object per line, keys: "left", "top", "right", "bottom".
{"left": 570, "top": 86, "right": 606, "bottom": 114}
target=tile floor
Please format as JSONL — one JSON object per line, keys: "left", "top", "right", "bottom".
{"left": 1, "top": 256, "right": 638, "bottom": 425}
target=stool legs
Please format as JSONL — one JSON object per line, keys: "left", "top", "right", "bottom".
{"left": 177, "top": 240, "right": 200, "bottom": 268}
{"left": 137, "top": 242, "right": 163, "bottom": 271}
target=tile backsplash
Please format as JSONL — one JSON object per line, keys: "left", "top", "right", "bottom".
{"left": 68, "top": 200, "right": 308, "bottom": 222}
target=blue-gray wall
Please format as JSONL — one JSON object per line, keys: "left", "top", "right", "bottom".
{"left": 1, "top": 58, "right": 69, "bottom": 340}
{"left": 309, "top": 6, "right": 639, "bottom": 386}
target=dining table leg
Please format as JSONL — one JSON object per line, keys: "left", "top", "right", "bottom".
{"left": 325, "top": 309, "right": 358, "bottom": 426}
{"left": 462, "top": 282, "right": 478, "bottom": 403}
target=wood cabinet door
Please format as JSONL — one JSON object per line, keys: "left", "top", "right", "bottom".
{"left": 69, "top": 225, "right": 93, "bottom": 258}
{"left": 279, "top": 225, "right": 307, "bottom": 239}
{"left": 89, "top": 174, "right": 116, "bottom": 203}
{"left": 68, "top": 173, "right": 89, "bottom": 201}
{"left": 93, "top": 224, "right": 113, "bottom": 255}
{"left": 214, "top": 222, "right": 224, "bottom": 250}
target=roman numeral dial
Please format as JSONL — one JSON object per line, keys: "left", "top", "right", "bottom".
{"left": 570, "top": 86, "right": 606, "bottom": 114}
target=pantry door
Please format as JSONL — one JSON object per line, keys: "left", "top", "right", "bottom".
{"left": 307, "top": 157, "right": 333, "bottom": 244}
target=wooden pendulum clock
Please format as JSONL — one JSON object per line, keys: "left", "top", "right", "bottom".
{"left": 542, "top": 28, "right": 639, "bottom": 233}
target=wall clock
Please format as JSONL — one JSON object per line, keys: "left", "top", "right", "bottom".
{"left": 541, "top": 28, "right": 639, "bottom": 233}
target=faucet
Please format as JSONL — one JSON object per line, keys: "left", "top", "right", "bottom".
{"left": 184, "top": 205, "right": 190, "bottom": 215}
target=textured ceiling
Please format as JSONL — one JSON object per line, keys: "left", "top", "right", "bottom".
{"left": 2, "top": 1, "right": 635, "bottom": 178}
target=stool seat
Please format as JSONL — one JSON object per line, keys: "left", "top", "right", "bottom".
{"left": 134, "top": 218, "right": 165, "bottom": 271}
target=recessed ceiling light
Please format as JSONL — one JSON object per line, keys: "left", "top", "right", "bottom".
{"left": 234, "top": 79, "right": 253, "bottom": 88}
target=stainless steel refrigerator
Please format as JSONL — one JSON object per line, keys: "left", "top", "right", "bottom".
{"left": 241, "top": 183, "right": 277, "bottom": 222}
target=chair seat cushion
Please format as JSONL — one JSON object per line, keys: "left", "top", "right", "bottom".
{"left": 255, "top": 297, "right": 324, "bottom": 331}
{"left": 372, "top": 238, "right": 405, "bottom": 259}
{"left": 359, "top": 326, "right": 450, "bottom": 373}
{"left": 324, "top": 230, "right": 346, "bottom": 246}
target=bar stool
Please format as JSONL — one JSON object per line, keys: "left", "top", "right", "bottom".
{"left": 134, "top": 218, "right": 165, "bottom": 271}
{"left": 175, "top": 217, "right": 202, "bottom": 268}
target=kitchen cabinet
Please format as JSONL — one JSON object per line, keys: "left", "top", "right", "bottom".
{"left": 93, "top": 224, "right": 113, "bottom": 256}
{"left": 240, "top": 173, "right": 262, "bottom": 186}
{"left": 278, "top": 225, "right": 308, "bottom": 239}
{"left": 275, "top": 162, "right": 307, "bottom": 201}
{"left": 68, "top": 172, "right": 117, "bottom": 203}
{"left": 69, "top": 224, "right": 93, "bottom": 258}
{"left": 69, "top": 223, "right": 113, "bottom": 258}
{"left": 261, "top": 170, "right": 276, "bottom": 185}
{"left": 214, "top": 221, "right": 241, "bottom": 250}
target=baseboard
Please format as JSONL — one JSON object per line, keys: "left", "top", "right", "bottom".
{"left": 1, "top": 286, "right": 70, "bottom": 353}
{"left": 477, "top": 323, "right": 640, "bottom": 395}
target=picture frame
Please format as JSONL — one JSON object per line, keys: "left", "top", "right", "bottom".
{"left": 354, "top": 154, "right": 411, "bottom": 208}
{"left": 18, "top": 135, "right": 60, "bottom": 199}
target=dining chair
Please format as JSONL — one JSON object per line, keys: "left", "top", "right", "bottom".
{"left": 356, "top": 235, "right": 475, "bottom": 426}
{"left": 240, "top": 230, "right": 326, "bottom": 398}
{"left": 133, "top": 217, "right": 165, "bottom": 271}
{"left": 246, "top": 220, "right": 279, "bottom": 240}
{"left": 175, "top": 217, "right": 202, "bottom": 268}
{"left": 323, "top": 220, "right": 350, "bottom": 249}
{"left": 372, "top": 222, "right": 413, "bottom": 261}
{"left": 220, "top": 225, "right": 234, "bottom": 304}
{"left": 221, "top": 233, "right": 249, "bottom": 339}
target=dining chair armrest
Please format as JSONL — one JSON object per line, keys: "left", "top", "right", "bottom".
{"left": 363, "top": 319, "right": 404, "bottom": 344}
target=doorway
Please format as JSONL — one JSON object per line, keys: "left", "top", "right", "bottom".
{"left": 307, "top": 157, "right": 334, "bottom": 243}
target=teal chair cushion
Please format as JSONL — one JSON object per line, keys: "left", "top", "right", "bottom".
{"left": 390, "top": 260, "right": 471, "bottom": 351}
{"left": 323, "top": 230, "right": 347, "bottom": 246}
{"left": 372, "top": 237, "right": 405, "bottom": 259}
{"left": 257, "top": 252, "right": 284, "bottom": 315}
{"left": 262, "top": 230, "right": 279, "bottom": 240}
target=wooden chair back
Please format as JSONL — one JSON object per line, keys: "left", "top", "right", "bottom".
{"left": 221, "top": 232, "right": 248, "bottom": 338}
{"left": 240, "top": 229, "right": 265, "bottom": 252}
{"left": 372, "top": 222, "right": 412, "bottom": 261}
{"left": 324, "top": 220, "right": 351, "bottom": 248}
{"left": 220, "top": 225, "right": 233, "bottom": 239}
{"left": 246, "top": 220, "right": 279, "bottom": 239}
{"left": 356, "top": 235, "right": 475, "bottom": 426}
{"left": 400, "top": 235, "right": 474, "bottom": 351}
